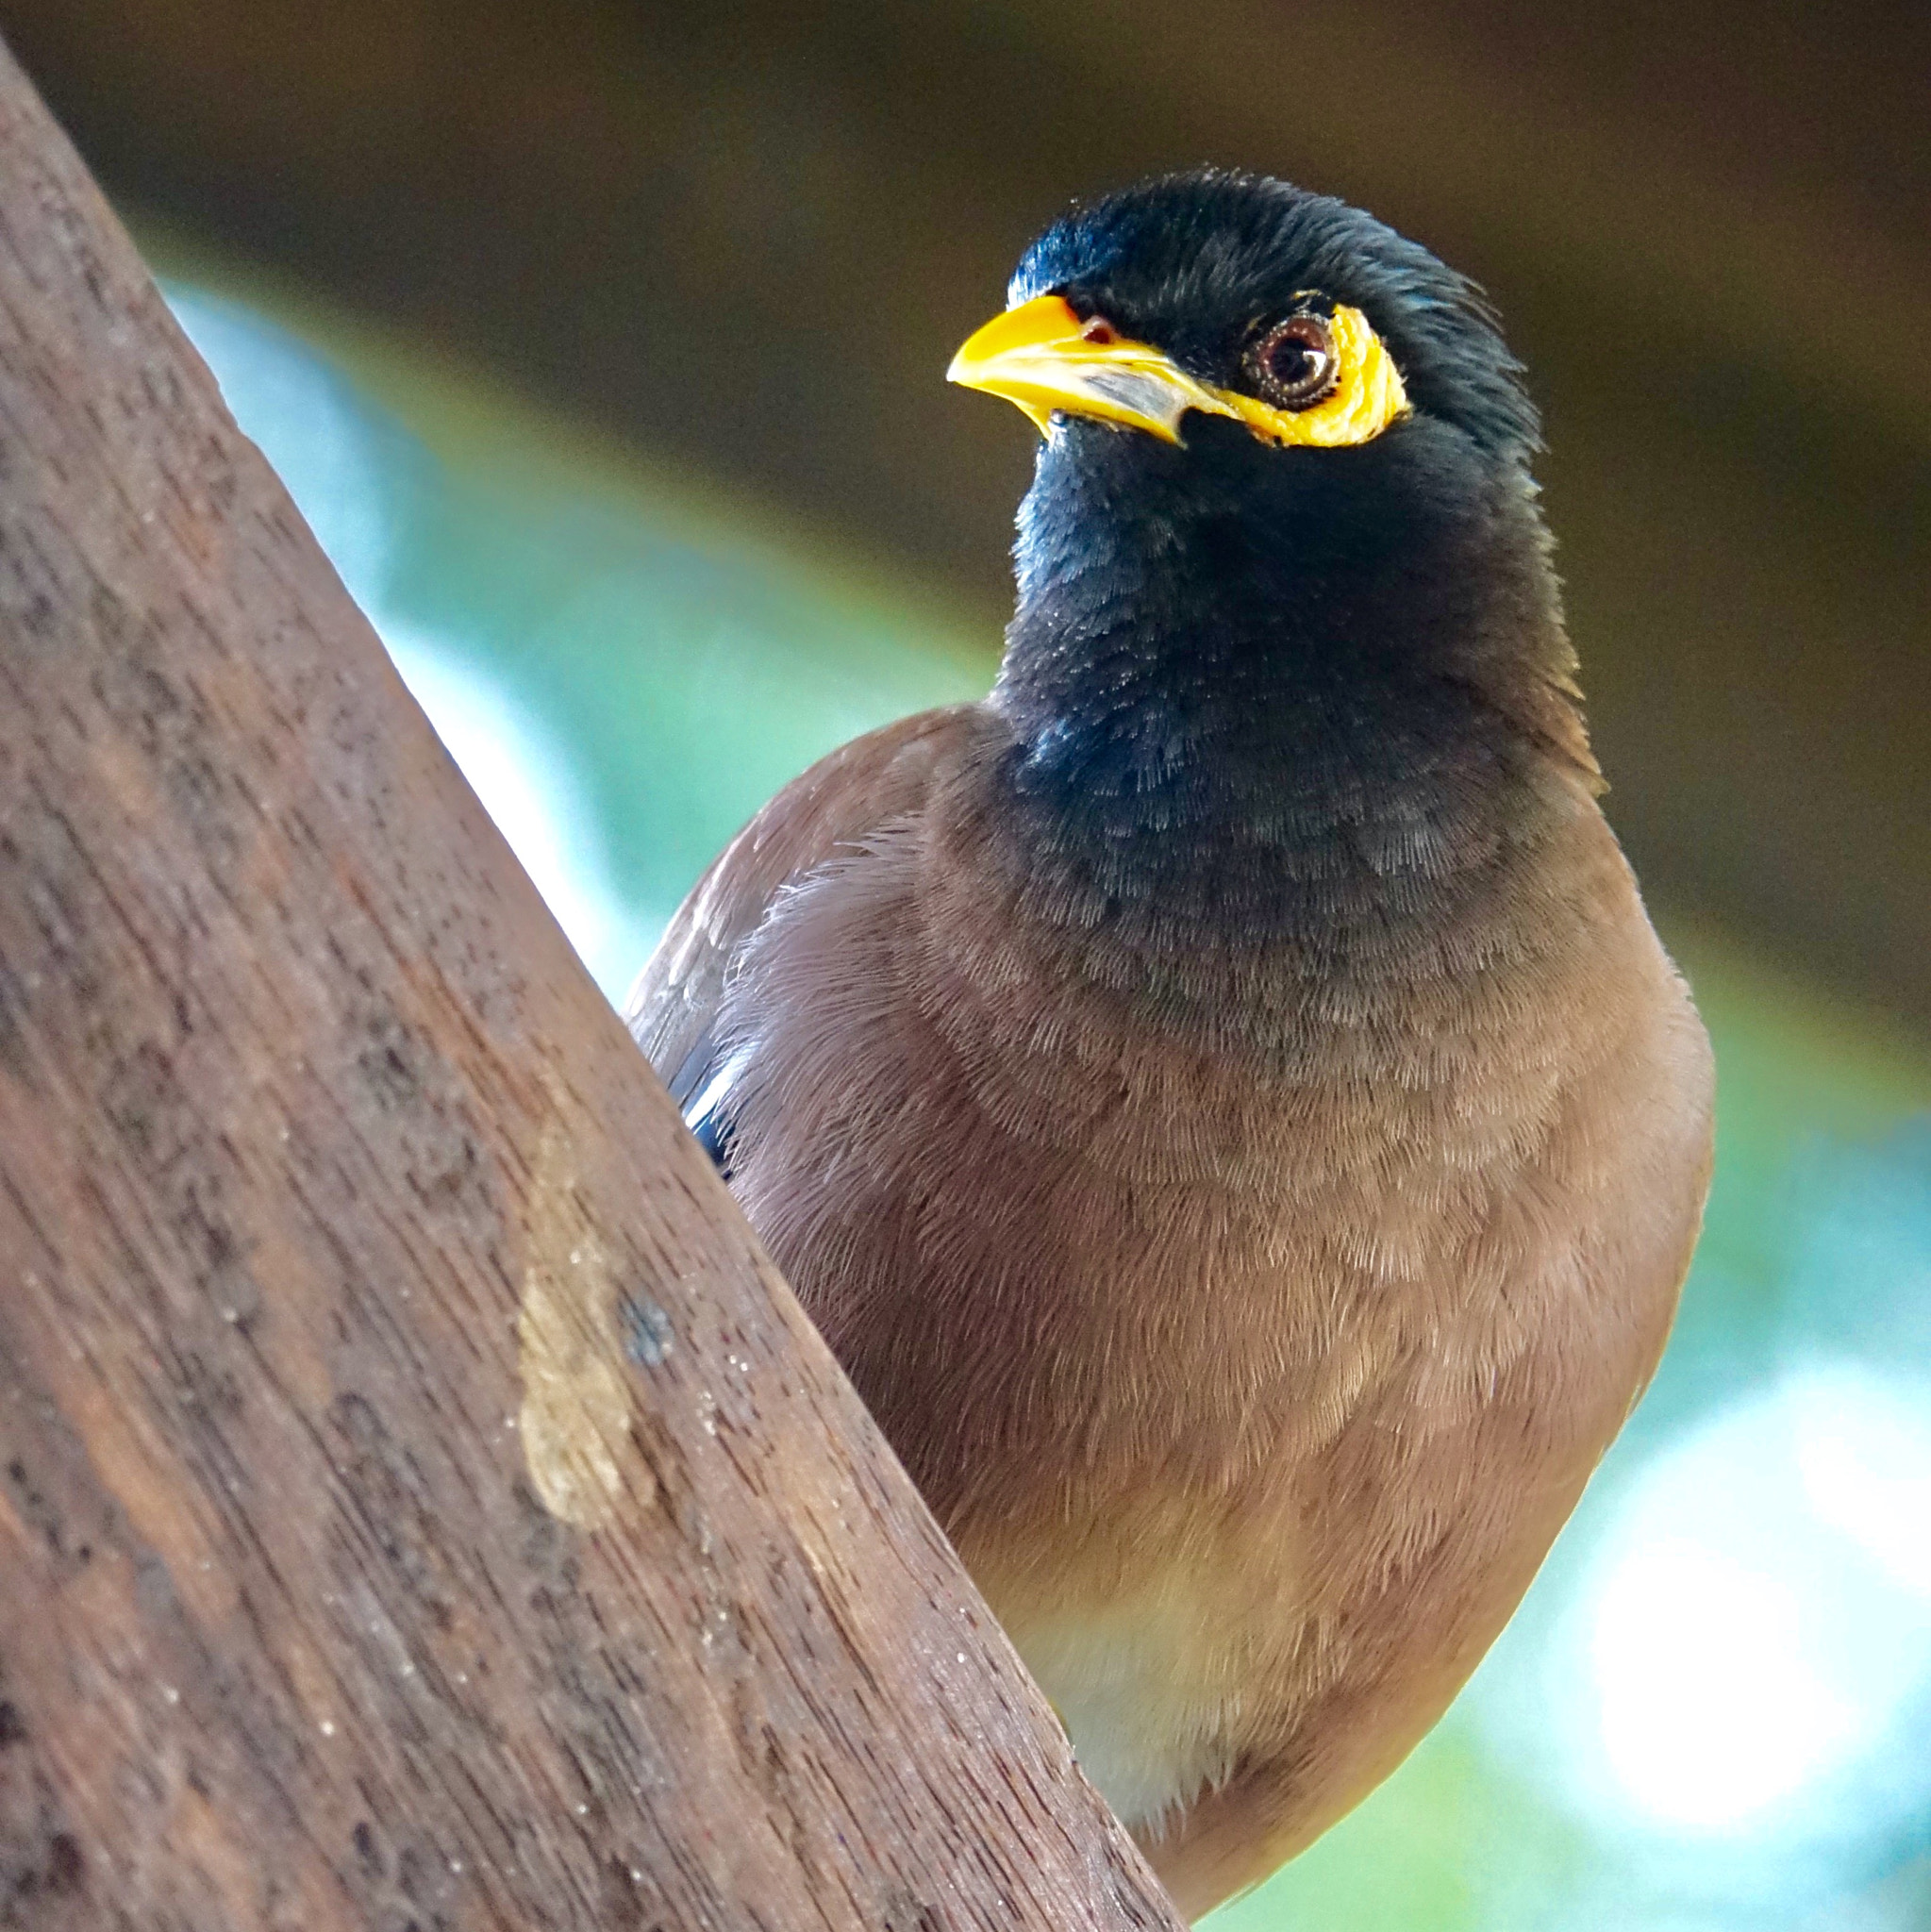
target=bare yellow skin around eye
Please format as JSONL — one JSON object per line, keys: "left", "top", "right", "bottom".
{"left": 947, "top": 294, "right": 1410, "bottom": 450}
{"left": 1209, "top": 305, "right": 1409, "bottom": 449}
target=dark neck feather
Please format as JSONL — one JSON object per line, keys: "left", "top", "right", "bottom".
{"left": 984, "top": 423, "right": 1595, "bottom": 969}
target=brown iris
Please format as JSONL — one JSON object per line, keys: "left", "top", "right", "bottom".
{"left": 1244, "top": 315, "right": 1340, "bottom": 410}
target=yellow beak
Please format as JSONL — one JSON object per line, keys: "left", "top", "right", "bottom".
{"left": 945, "top": 293, "right": 1227, "bottom": 444}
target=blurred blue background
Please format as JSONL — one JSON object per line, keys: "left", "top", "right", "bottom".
{"left": 159, "top": 269, "right": 1931, "bottom": 1930}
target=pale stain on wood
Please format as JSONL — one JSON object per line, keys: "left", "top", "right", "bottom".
{"left": 516, "top": 1112, "right": 639, "bottom": 1528}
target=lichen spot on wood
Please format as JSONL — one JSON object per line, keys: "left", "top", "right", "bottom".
{"left": 516, "top": 1119, "right": 637, "bottom": 1527}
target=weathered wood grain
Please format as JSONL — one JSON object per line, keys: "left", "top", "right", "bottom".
{"left": 0, "top": 36, "right": 1180, "bottom": 1931}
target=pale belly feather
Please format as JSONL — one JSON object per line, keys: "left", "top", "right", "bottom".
{"left": 1003, "top": 1586, "right": 1247, "bottom": 1832}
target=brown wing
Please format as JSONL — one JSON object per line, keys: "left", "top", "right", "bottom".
{"left": 624, "top": 704, "right": 987, "bottom": 1104}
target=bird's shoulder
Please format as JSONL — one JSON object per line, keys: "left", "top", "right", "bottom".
{"left": 624, "top": 701, "right": 1000, "bottom": 1096}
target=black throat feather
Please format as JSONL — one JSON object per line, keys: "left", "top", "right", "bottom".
{"left": 986, "top": 404, "right": 1591, "bottom": 973}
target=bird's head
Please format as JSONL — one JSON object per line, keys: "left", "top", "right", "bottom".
{"left": 953, "top": 170, "right": 1537, "bottom": 464}
{"left": 949, "top": 171, "right": 1583, "bottom": 789}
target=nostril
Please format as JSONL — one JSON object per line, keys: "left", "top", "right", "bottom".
{"left": 1081, "top": 319, "right": 1120, "bottom": 345}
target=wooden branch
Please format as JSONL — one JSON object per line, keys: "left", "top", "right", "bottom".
{"left": 0, "top": 37, "right": 1180, "bottom": 1931}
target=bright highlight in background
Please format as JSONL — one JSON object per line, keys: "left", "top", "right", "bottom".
{"left": 1592, "top": 1541, "right": 1856, "bottom": 1828}
{"left": 1575, "top": 1363, "right": 1931, "bottom": 1840}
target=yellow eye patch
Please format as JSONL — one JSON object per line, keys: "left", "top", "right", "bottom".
{"left": 1209, "top": 305, "right": 1409, "bottom": 448}
{"left": 947, "top": 295, "right": 1409, "bottom": 450}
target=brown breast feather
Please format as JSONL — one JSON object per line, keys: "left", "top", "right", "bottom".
{"left": 627, "top": 698, "right": 1714, "bottom": 1920}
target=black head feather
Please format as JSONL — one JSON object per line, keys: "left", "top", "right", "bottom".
{"left": 1010, "top": 169, "right": 1540, "bottom": 461}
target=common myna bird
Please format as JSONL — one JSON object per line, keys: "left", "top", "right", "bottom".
{"left": 626, "top": 171, "right": 1714, "bottom": 1919}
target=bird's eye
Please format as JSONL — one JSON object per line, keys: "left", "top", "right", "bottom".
{"left": 1244, "top": 316, "right": 1340, "bottom": 411}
